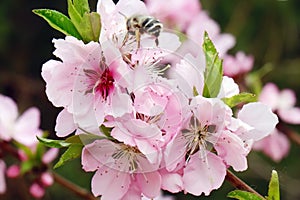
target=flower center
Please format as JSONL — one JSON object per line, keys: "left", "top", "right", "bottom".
{"left": 182, "top": 115, "right": 216, "bottom": 156}
{"left": 93, "top": 68, "right": 115, "bottom": 100}
{"left": 111, "top": 144, "right": 144, "bottom": 173}
{"left": 84, "top": 67, "right": 115, "bottom": 100}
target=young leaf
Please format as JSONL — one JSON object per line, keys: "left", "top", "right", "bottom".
{"left": 37, "top": 136, "right": 71, "bottom": 148}
{"left": 32, "top": 9, "right": 82, "bottom": 40}
{"left": 54, "top": 144, "right": 83, "bottom": 169}
{"left": 222, "top": 93, "right": 257, "bottom": 108}
{"left": 20, "top": 160, "right": 36, "bottom": 174}
{"left": 202, "top": 31, "right": 223, "bottom": 98}
{"left": 266, "top": 170, "right": 280, "bottom": 200}
{"left": 228, "top": 190, "right": 264, "bottom": 200}
{"left": 100, "top": 125, "right": 112, "bottom": 138}
{"left": 65, "top": 133, "right": 108, "bottom": 145}
{"left": 68, "top": 0, "right": 101, "bottom": 42}
{"left": 72, "top": 0, "right": 90, "bottom": 16}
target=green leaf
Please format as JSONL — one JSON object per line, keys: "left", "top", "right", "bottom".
{"left": 266, "top": 170, "right": 280, "bottom": 200}
{"left": 32, "top": 9, "right": 82, "bottom": 39}
{"left": 193, "top": 86, "right": 199, "bottom": 96}
{"left": 65, "top": 133, "right": 108, "bottom": 145}
{"left": 228, "top": 190, "right": 264, "bottom": 200}
{"left": 72, "top": 0, "right": 90, "bottom": 16}
{"left": 99, "top": 125, "right": 112, "bottom": 138}
{"left": 222, "top": 93, "right": 257, "bottom": 108}
{"left": 37, "top": 136, "right": 71, "bottom": 148}
{"left": 20, "top": 160, "right": 37, "bottom": 174}
{"left": 68, "top": 0, "right": 101, "bottom": 42}
{"left": 54, "top": 144, "right": 83, "bottom": 169}
{"left": 202, "top": 31, "right": 223, "bottom": 98}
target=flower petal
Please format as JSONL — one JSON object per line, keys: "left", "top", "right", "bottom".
{"left": 183, "top": 151, "right": 226, "bottom": 196}
{"left": 278, "top": 107, "right": 300, "bottom": 124}
{"left": 215, "top": 131, "right": 248, "bottom": 171}
{"left": 91, "top": 166, "right": 131, "bottom": 199}
{"left": 14, "top": 107, "right": 41, "bottom": 146}
{"left": 238, "top": 102, "right": 278, "bottom": 141}
{"left": 136, "top": 171, "right": 161, "bottom": 198}
{"left": 55, "top": 109, "right": 76, "bottom": 137}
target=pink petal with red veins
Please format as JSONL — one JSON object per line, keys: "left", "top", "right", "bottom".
{"left": 136, "top": 171, "right": 161, "bottom": 198}
{"left": 164, "top": 133, "right": 186, "bottom": 172}
{"left": 183, "top": 151, "right": 226, "bottom": 196}
{"left": 215, "top": 131, "right": 248, "bottom": 171}
{"left": 82, "top": 140, "right": 117, "bottom": 172}
{"left": 160, "top": 169, "right": 183, "bottom": 193}
{"left": 91, "top": 166, "right": 130, "bottom": 200}
{"left": 135, "top": 139, "right": 161, "bottom": 165}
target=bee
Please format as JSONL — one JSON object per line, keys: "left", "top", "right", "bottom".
{"left": 122, "top": 14, "right": 163, "bottom": 48}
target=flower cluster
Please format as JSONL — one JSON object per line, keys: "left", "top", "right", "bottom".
{"left": 0, "top": 94, "right": 58, "bottom": 198}
{"left": 252, "top": 83, "right": 300, "bottom": 162}
{"left": 41, "top": 0, "right": 278, "bottom": 199}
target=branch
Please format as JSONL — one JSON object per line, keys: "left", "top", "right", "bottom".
{"left": 226, "top": 170, "right": 265, "bottom": 199}
{"left": 52, "top": 172, "right": 98, "bottom": 200}
{"left": 0, "top": 141, "right": 20, "bottom": 158}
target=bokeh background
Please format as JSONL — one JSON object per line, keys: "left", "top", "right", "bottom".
{"left": 0, "top": 0, "right": 299, "bottom": 199}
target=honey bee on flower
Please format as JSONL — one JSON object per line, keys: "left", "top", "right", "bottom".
{"left": 121, "top": 13, "right": 163, "bottom": 48}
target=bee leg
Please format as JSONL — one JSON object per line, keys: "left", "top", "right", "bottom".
{"left": 135, "top": 29, "right": 141, "bottom": 49}
{"left": 155, "top": 37, "right": 159, "bottom": 47}
{"left": 122, "top": 32, "right": 129, "bottom": 48}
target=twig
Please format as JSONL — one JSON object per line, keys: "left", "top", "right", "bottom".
{"left": 52, "top": 172, "right": 98, "bottom": 200}
{"left": 226, "top": 169, "right": 265, "bottom": 199}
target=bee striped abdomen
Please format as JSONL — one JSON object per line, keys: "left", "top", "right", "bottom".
{"left": 141, "top": 17, "right": 163, "bottom": 37}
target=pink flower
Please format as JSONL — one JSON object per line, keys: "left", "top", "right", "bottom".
{"left": 0, "top": 94, "right": 41, "bottom": 146}
{"left": 164, "top": 97, "right": 234, "bottom": 195}
{"left": 253, "top": 129, "right": 290, "bottom": 162}
{"left": 252, "top": 83, "right": 299, "bottom": 161}
{"left": 145, "top": 0, "right": 201, "bottom": 31}
{"left": 186, "top": 12, "right": 235, "bottom": 57}
{"left": 107, "top": 73, "right": 188, "bottom": 158}
{"left": 82, "top": 139, "right": 162, "bottom": 199}
{"left": 223, "top": 51, "right": 254, "bottom": 77}
{"left": 42, "top": 36, "right": 132, "bottom": 136}
{"left": 0, "top": 160, "right": 6, "bottom": 194}
{"left": 97, "top": 0, "right": 181, "bottom": 53}
{"left": 259, "top": 83, "right": 300, "bottom": 124}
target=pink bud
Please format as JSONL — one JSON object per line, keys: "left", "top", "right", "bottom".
{"left": 42, "top": 148, "right": 59, "bottom": 164}
{"left": 6, "top": 165, "right": 20, "bottom": 178}
{"left": 40, "top": 172, "right": 54, "bottom": 187}
{"left": 18, "top": 150, "right": 28, "bottom": 161}
{"left": 29, "top": 183, "right": 45, "bottom": 199}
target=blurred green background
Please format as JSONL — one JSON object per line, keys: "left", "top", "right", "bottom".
{"left": 0, "top": 0, "right": 300, "bottom": 199}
